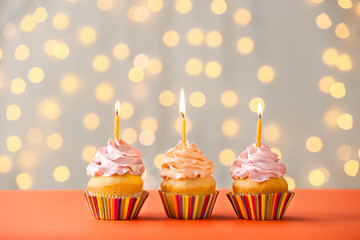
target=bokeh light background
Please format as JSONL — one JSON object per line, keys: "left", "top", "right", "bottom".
{"left": 0, "top": 0, "right": 359, "bottom": 190}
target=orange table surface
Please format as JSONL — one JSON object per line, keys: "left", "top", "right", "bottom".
{"left": 0, "top": 189, "right": 359, "bottom": 240}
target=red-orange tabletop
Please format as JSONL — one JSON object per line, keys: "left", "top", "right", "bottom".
{"left": 0, "top": 189, "right": 359, "bottom": 240}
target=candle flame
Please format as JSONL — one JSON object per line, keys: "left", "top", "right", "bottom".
{"left": 115, "top": 101, "right": 120, "bottom": 115}
{"left": 179, "top": 88, "right": 185, "bottom": 117}
{"left": 258, "top": 102, "right": 262, "bottom": 119}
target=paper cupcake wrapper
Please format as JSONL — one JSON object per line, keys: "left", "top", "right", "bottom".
{"left": 84, "top": 190, "right": 149, "bottom": 220}
{"left": 226, "top": 191, "right": 295, "bottom": 220}
{"left": 159, "top": 191, "right": 219, "bottom": 219}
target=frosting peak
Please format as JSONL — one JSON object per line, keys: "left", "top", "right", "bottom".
{"left": 230, "top": 143, "right": 286, "bottom": 182}
{"left": 160, "top": 141, "right": 215, "bottom": 180}
{"left": 86, "top": 139, "right": 145, "bottom": 177}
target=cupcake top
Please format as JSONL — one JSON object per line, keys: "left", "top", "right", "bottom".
{"left": 160, "top": 140, "right": 215, "bottom": 180}
{"left": 230, "top": 143, "right": 286, "bottom": 182}
{"left": 86, "top": 139, "right": 145, "bottom": 177}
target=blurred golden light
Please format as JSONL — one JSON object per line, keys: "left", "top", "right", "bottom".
{"left": 175, "top": 0, "right": 192, "bottom": 14}
{"left": 337, "top": 113, "right": 353, "bottom": 130}
{"left": 335, "top": 23, "right": 350, "bottom": 39}
{"left": 53, "top": 166, "right": 70, "bottom": 182}
{"left": 154, "top": 153, "right": 165, "bottom": 169}
{"left": 336, "top": 145, "right": 351, "bottom": 161}
{"left": 113, "top": 43, "right": 130, "bottom": 60}
{"left": 121, "top": 128, "right": 138, "bottom": 144}
{"left": 308, "top": 169, "right": 325, "bottom": 187}
{"left": 148, "top": 0, "right": 163, "bottom": 12}
{"left": 26, "top": 128, "right": 42, "bottom": 144}
{"left": 82, "top": 145, "right": 97, "bottom": 163}
{"left": 330, "top": 82, "right": 346, "bottom": 99}
{"left": 0, "top": 155, "right": 12, "bottom": 173}
{"left": 319, "top": 76, "right": 335, "bottom": 93}
{"left": 186, "top": 58, "right": 203, "bottom": 76}
{"left": 95, "top": 83, "right": 113, "bottom": 102}
{"left": 142, "top": 118, "right": 158, "bottom": 132}
{"left": 14, "top": 44, "right": 30, "bottom": 61}
{"left": 147, "top": 58, "right": 162, "bottom": 74}
{"left": 222, "top": 119, "right": 239, "bottom": 137}
{"left": 163, "top": 30, "right": 180, "bottom": 47}
{"left": 237, "top": 37, "right": 254, "bottom": 54}
{"left": 6, "top": 104, "right": 21, "bottom": 121}
{"left": 78, "top": 26, "right": 97, "bottom": 45}
{"left": 219, "top": 149, "right": 236, "bottom": 166}
{"left": 187, "top": 28, "right": 204, "bottom": 46}
{"left": 92, "top": 55, "right": 110, "bottom": 72}
{"left": 44, "top": 39, "right": 58, "bottom": 56}
{"left": 306, "top": 136, "right": 323, "bottom": 153}
{"left": 133, "top": 54, "right": 149, "bottom": 70}
{"left": 316, "top": 13, "right": 332, "bottom": 29}
{"left": 356, "top": 2, "right": 360, "bottom": 15}
{"left": 234, "top": 8, "right": 251, "bottom": 25}
{"left": 205, "top": 31, "right": 222, "bottom": 48}
{"left": 139, "top": 131, "right": 156, "bottom": 146}
{"left": 159, "top": 90, "right": 176, "bottom": 106}
{"left": 7, "top": 136, "right": 22, "bottom": 152}
{"left": 83, "top": 113, "right": 100, "bottom": 130}
{"left": 284, "top": 176, "right": 296, "bottom": 190}
{"left": 189, "top": 91, "right": 206, "bottom": 108}
{"left": 338, "top": 0, "right": 353, "bottom": 9}
{"left": 20, "top": 14, "right": 36, "bottom": 32}
{"left": 97, "top": 0, "right": 113, "bottom": 11}
{"left": 312, "top": 0, "right": 324, "bottom": 3}
{"left": 52, "top": 13, "right": 69, "bottom": 30}
{"left": 271, "top": 147, "right": 282, "bottom": 160}
{"left": 336, "top": 54, "right": 352, "bottom": 71}
{"left": 257, "top": 65, "right": 275, "bottom": 83}
{"left": 211, "top": 0, "right": 227, "bottom": 15}
{"left": 128, "top": 6, "right": 150, "bottom": 22}
{"left": 28, "top": 67, "right": 44, "bottom": 83}
{"left": 60, "top": 74, "right": 79, "bottom": 94}
{"left": 249, "top": 97, "right": 265, "bottom": 113}
{"left": 132, "top": 83, "right": 149, "bottom": 100}
{"left": 11, "top": 78, "right": 26, "bottom": 95}
{"left": 47, "top": 133, "right": 63, "bottom": 150}
{"left": 175, "top": 117, "right": 192, "bottom": 133}
{"left": 53, "top": 43, "right": 69, "bottom": 59}
{"left": 205, "top": 61, "right": 222, "bottom": 78}
{"left": 119, "top": 102, "right": 134, "bottom": 119}
{"left": 221, "top": 90, "right": 238, "bottom": 108}
{"left": 263, "top": 124, "right": 280, "bottom": 142}
{"left": 344, "top": 160, "right": 359, "bottom": 177}
{"left": 322, "top": 48, "right": 338, "bottom": 66}
{"left": 323, "top": 108, "right": 341, "bottom": 128}
{"left": 18, "top": 151, "right": 35, "bottom": 168}
{"left": 128, "top": 67, "right": 145, "bottom": 83}
{"left": 32, "top": 6, "right": 47, "bottom": 23}
{"left": 16, "top": 173, "right": 33, "bottom": 190}
{"left": 39, "top": 99, "right": 61, "bottom": 120}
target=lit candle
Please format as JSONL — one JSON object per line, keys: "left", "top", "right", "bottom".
{"left": 179, "top": 88, "right": 187, "bottom": 149}
{"left": 256, "top": 103, "right": 262, "bottom": 147}
{"left": 114, "top": 101, "right": 120, "bottom": 142}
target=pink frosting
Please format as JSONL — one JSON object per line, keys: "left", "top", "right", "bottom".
{"left": 230, "top": 143, "right": 286, "bottom": 182}
{"left": 86, "top": 139, "right": 145, "bottom": 177}
{"left": 160, "top": 141, "right": 215, "bottom": 180}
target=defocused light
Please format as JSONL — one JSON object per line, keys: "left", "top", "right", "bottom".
{"left": 211, "top": 0, "right": 227, "bottom": 15}
{"left": 189, "top": 91, "right": 206, "bottom": 107}
{"left": 128, "top": 6, "right": 150, "bottom": 22}
{"left": 14, "top": 44, "right": 30, "bottom": 61}
{"left": 53, "top": 43, "right": 69, "bottom": 59}
{"left": 322, "top": 48, "right": 338, "bottom": 66}
{"left": 39, "top": 99, "right": 61, "bottom": 120}
{"left": 336, "top": 54, "right": 352, "bottom": 71}
{"left": 249, "top": 97, "right": 265, "bottom": 113}
{"left": 316, "top": 13, "right": 332, "bottom": 29}
{"left": 83, "top": 113, "right": 100, "bottom": 130}
{"left": 338, "top": 0, "right": 353, "bottom": 9}
{"left": 308, "top": 169, "right": 325, "bottom": 187}
{"left": 271, "top": 147, "right": 282, "bottom": 160}
{"left": 147, "top": 58, "right": 162, "bottom": 74}
{"left": 60, "top": 74, "right": 79, "bottom": 94}
{"left": 133, "top": 54, "right": 149, "bottom": 69}
{"left": 119, "top": 102, "right": 134, "bottom": 119}
{"left": 16, "top": 173, "right": 33, "bottom": 190}
{"left": 26, "top": 128, "right": 42, "bottom": 144}
{"left": 47, "top": 133, "right": 63, "bottom": 150}
{"left": 52, "top": 13, "right": 69, "bottom": 30}
{"left": 32, "top": 6, "right": 47, "bottom": 23}
{"left": 337, "top": 113, "right": 353, "bottom": 130}
{"left": 175, "top": 0, "right": 192, "bottom": 14}
{"left": 234, "top": 8, "right": 251, "bottom": 25}
{"left": 18, "top": 151, "right": 35, "bottom": 168}
{"left": 11, "top": 78, "right": 26, "bottom": 95}
{"left": 92, "top": 55, "right": 110, "bottom": 72}
{"left": 222, "top": 119, "right": 239, "bottom": 137}
{"left": 306, "top": 136, "right": 323, "bottom": 153}
{"left": 78, "top": 26, "right": 96, "bottom": 45}
{"left": 113, "top": 43, "right": 130, "bottom": 60}
{"left": 82, "top": 145, "right": 97, "bottom": 162}
{"left": 128, "top": 67, "right": 144, "bottom": 83}
{"left": 344, "top": 160, "right": 359, "bottom": 177}
{"left": 95, "top": 83, "right": 113, "bottom": 102}
{"left": 257, "top": 65, "right": 274, "bottom": 83}
{"left": 263, "top": 124, "right": 280, "bottom": 142}
{"left": 219, "top": 149, "right": 235, "bottom": 166}
{"left": 330, "top": 82, "right": 346, "bottom": 99}
{"left": 205, "top": 31, "right": 222, "bottom": 47}
{"left": 0, "top": 155, "right": 12, "bottom": 173}
{"left": 312, "top": 0, "right": 324, "bottom": 3}
{"left": 44, "top": 39, "right": 58, "bottom": 56}
{"left": 187, "top": 28, "right": 204, "bottom": 46}
{"left": 205, "top": 61, "right": 222, "bottom": 78}
{"left": 186, "top": 58, "right": 203, "bottom": 76}
{"left": 97, "top": 0, "right": 113, "bottom": 11}
{"left": 336, "top": 145, "right": 351, "bottom": 161}
{"left": 6, "top": 104, "right": 21, "bottom": 121}
{"left": 139, "top": 131, "right": 156, "bottom": 146}
{"left": 154, "top": 153, "right": 165, "bottom": 169}
{"left": 356, "top": 2, "right": 360, "bottom": 16}
{"left": 143, "top": 174, "right": 157, "bottom": 189}
{"left": 335, "top": 23, "right": 350, "bottom": 39}
{"left": 28, "top": 67, "right": 44, "bottom": 83}
{"left": 175, "top": 117, "right": 192, "bottom": 133}
{"left": 284, "top": 176, "right": 296, "bottom": 190}
{"left": 319, "top": 76, "right": 335, "bottom": 93}
{"left": 142, "top": 118, "right": 158, "bottom": 132}
{"left": 7, "top": 136, "right": 22, "bottom": 152}
{"left": 237, "top": 37, "right": 254, "bottom": 54}
{"left": 221, "top": 90, "right": 238, "bottom": 107}
{"left": 148, "top": 0, "right": 163, "bottom": 12}
{"left": 159, "top": 90, "right": 175, "bottom": 106}
{"left": 163, "top": 30, "right": 180, "bottom": 47}
{"left": 132, "top": 83, "right": 149, "bottom": 100}
{"left": 323, "top": 109, "right": 341, "bottom": 128}
{"left": 53, "top": 166, "right": 70, "bottom": 182}
{"left": 121, "top": 128, "right": 137, "bottom": 144}
{"left": 20, "top": 14, "right": 36, "bottom": 32}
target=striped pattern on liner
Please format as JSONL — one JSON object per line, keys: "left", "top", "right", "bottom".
{"left": 226, "top": 191, "right": 295, "bottom": 220}
{"left": 159, "top": 191, "right": 219, "bottom": 219}
{"left": 84, "top": 190, "right": 149, "bottom": 220}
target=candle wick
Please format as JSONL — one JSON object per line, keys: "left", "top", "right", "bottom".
{"left": 259, "top": 113, "right": 262, "bottom": 120}
{"left": 181, "top": 112, "right": 185, "bottom": 118}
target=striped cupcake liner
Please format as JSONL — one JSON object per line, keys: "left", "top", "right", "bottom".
{"left": 159, "top": 191, "right": 219, "bottom": 220}
{"left": 226, "top": 191, "right": 295, "bottom": 220}
{"left": 84, "top": 190, "right": 149, "bottom": 220}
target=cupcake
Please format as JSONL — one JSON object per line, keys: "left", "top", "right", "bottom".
{"left": 84, "top": 138, "right": 149, "bottom": 220}
{"left": 159, "top": 140, "right": 218, "bottom": 219}
{"left": 227, "top": 143, "right": 295, "bottom": 220}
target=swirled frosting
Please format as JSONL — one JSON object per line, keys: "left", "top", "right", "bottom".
{"left": 160, "top": 141, "right": 215, "bottom": 180}
{"left": 86, "top": 139, "right": 145, "bottom": 177}
{"left": 230, "top": 143, "right": 286, "bottom": 182}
